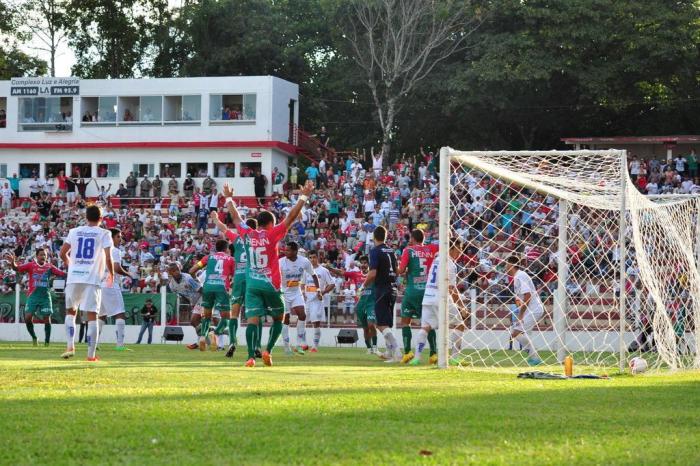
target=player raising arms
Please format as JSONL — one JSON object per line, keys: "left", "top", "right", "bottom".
{"left": 410, "top": 237, "right": 465, "bottom": 365}
{"left": 98, "top": 228, "right": 131, "bottom": 351}
{"left": 505, "top": 255, "right": 544, "bottom": 366}
{"left": 189, "top": 239, "right": 235, "bottom": 351}
{"left": 5, "top": 248, "right": 66, "bottom": 346}
{"left": 166, "top": 262, "right": 203, "bottom": 350}
{"left": 59, "top": 205, "right": 114, "bottom": 361}
{"left": 397, "top": 229, "right": 439, "bottom": 364}
{"left": 221, "top": 180, "right": 315, "bottom": 367}
{"left": 305, "top": 250, "right": 335, "bottom": 352}
{"left": 211, "top": 213, "right": 261, "bottom": 358}
{"left": 279, "top": 241, "right": 318, "bottom": 355}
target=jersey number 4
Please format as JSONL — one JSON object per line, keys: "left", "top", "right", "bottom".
{"left": 76, "top": 238, "right": 95, "bottom": 259}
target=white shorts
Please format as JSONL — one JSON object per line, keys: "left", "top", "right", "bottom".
{"left": 511, "top": 308, "right": 544, "bottom": 333}
{"left": 284, "top": 293, "right": 305, "bottom": 313}
{"left": 67, "top": 192, "right": 76, "bottom": 203}
{"left": 273, "top": 184, "right": 284, "bottom": 194}
{"left": 99, "top": 287, "right": 125, "bottom": 317}
{"left": 307, "top": 299, "right": 326, "bottom": 322}
{"left": 1, "top": 197, "right": 10, "bottom": 209}
{"left": 65, "top": 283, "right": 102, "bottom": 313}
{"left": 420, "top": 303, "right": 463, "bottom": 330}
{"left": 191, "top": 305, "right": 220, "bottom": 318}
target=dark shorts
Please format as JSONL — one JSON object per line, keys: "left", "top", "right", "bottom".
{"left": 374, "top": 286, "right": 397, "bottom": 328}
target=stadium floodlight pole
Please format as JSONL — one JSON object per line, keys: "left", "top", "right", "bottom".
{"left": 553, "top": 198, "right": 568, "bottom": 363}
{"left": 437, "top": 147, "right": 451, "bottom": 369}
{"left": 617, "top": 150, "right": 628, "bottom": 373}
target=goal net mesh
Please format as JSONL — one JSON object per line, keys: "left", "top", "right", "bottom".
{"left": 442, "top": 149, "right": 700, "bottom": 372}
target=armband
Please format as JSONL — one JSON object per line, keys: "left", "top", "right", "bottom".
{"left": 298, "top": 194, "right": 309, "bottom": 203}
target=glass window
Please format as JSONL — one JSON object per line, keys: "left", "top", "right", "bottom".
{"left": 209, "top": 94, "right": 256, "bottom": 121}
{"left": 97, "top": 163, "right": 120, "bottom": 178}
{"left": 0, "top": 164, "right": 7, "bottom": 179}
{"left": 186, "top": 163, "right": 209, "bottom": 178}
{"left": 1, "top": 97, "right": 8, "bottom": 128}
{"left": 19, "top": 163, "right": 40, "bottom": 179}
{"left": 18, "top": 97, "right": 73, "bottom": 131}
{"left": 80, "top": 97, "right": 97, "bottom": 123}
{"left": 160, "top": 163, "right": 182, "bottom": 178}
{"left": 119, "top": 97, "right": 140, "bottom": 122}
{"left": 164, "top": 96, "right": 201, "bottom": 123}
{"left": 240, "top": 162, "right": 261, "bottom": 177}
{"left": 140, "top": 96, "right": 162, "bottom": 122}
{"left": 214, "top": 163, "right": 236, "bottom": 178}
{"left": 45, "top": 163, "right": 66, "bottom": 178}
{"left": 183, "top": 95, "right": 201, "bottom": 121}
{"left": 98, "top": 97, "right": 117, "bottom": 123}
{"left": 71, "top": 163, "right": 92, "bottom": 178}
{"left": 133, "top": 164, "right": 154, "bottom": 177}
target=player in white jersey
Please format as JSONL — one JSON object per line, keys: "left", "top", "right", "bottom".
{"left": 304, "top": 250, "right": 336, "bottom": 352}
{"left": 505, "top": 255, "right": 544, "bottom": 365}
{"left": 167, "top": 262, "right": 203, "bottom": 350}
{"left": 279, "top": 241, "right": 318, "bottom": 354}
{"left": 410, "top": 238, "right": 467, "bottom": 365}
{"left": 98, "top": 229, "right": 132, "bottom": 351}
{"left": 59, "top": 205, "right": 114, "bottom": 361}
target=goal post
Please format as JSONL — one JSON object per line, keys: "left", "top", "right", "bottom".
{"left": 438, "top": 147, "right": 700, "bottom": 372}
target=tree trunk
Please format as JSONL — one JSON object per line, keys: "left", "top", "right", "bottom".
{"left": 381, "top": 98, "right": 397, "bottom": 159}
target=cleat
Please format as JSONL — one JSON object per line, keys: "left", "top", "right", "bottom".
{"left": 262, "top": 351, "right": 273, "bottom": 367}
{"left": 294, "top": 346, "right": 305, "bottom": 355}
{"left": 208, "top": 332, "right": 218, "bottom": 351}
{"left": 377, "top": 351, "right": 391, "bottom": 360}
{"left": 244, "top": 358, "right": 255, "bottom": 367}
{"left": 367, "top": 348, "right": 374, "bottom": 355}
{"left": 527, "top": 357, "right": 543, "bottom": 367}
{"left": 284, "top": 347, "right": 294, "bottom": 356}
{"left": 225, "top": 344, "right": 236, "bottom": 358}
{"left": 310, "top": 347, "right": 318, "bottom": 353}
{"left": 409, "top": 357, "right": 422, "bottom": 366}
{"left": 254, "top": 349, "right": 262, "bottom": 359}
{"left": 32, "top": 337, "right": 38, "bottom": 347}
{"left": 449, "top": 357, "right": 463, "bottom": 366}
{"left": 401, "top": 352, "right": 415, "bottom": 364}
{"left": 186, "top": 343, "right": 199, "bottom": 350}
{"left": 300, "top": 344, "right": 309, "bottom": 351}
{"left": 429, "top": 354, "right": 439, "bottom": 365}
{"left": 115, "top": 346, "right": 131, "bottom": 352}
{"left": 44, "top": 342, "right": 49, "bottom": 347}
{"left": 86, "top": 356, "right": 100, "bottom": 362}
{"left": 61, "top": 349, "right": 75, "bottom": 359}
{"left": 198, "top": 336, "right": 206, "bottom": 352}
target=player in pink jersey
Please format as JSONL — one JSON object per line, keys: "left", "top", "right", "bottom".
{"left": 6, "top": 248, "right": 66, "bottom": 346}
{"left": 220, "top": 180, "right": 315, "bottom": 367}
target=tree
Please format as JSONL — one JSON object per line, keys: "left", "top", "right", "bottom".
{"left": 338, "top": 0, "right": 482, "bottom": 158}
{"left": 0, "top": 47, "right": 47, "bottom": 79}
{"left": 17, "top": 0, "right": 69, "bottom": 76}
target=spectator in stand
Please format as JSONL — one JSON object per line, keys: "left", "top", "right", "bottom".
{"left": 272, "top": 167, "right": 285, "bottom": 194}
{"left": 0, "top": 109, "right": 6, "bottom": 128}
{"left": 136, "top": 299, "right": 158, "bottom": 344}
{"left": 126, "top": 171, "right": 137, "bottom": 198}
{"left": 290, "top": 163, "right": 299, "bottom": 186}
{"left": 8, "top": 174, "right": 20, "bottom": 202}
{"left": 183, "top": 174, "right": 194, "bottom": 198}
{"left": 306, "top": 162, "right": 319, "bottom": 188}
{"left": 209, "top": 188, "right": 220, "bottom": 212}
{"left": 116, "top": 184, "right": 129, "bottom": 205}
{"left": 29, "top": 176, "right": 42, "bottom": 201}
{"left": 1, "top": 182, "right": 12, "bottom": 214}
{"left": 314, "top": 126, "right": 331, "bottom": 155}
{"left": 140, "top": 175, "right": 152, "bottom": 199}
{"left": 629, "top": 155, "right": 640, "bottom": 182}
{"left": 55, "top": 170, "right": 67, "bottom": 199}
{"left": 254, "top": 169, "right": 267, "bottom": 207}
{"left": 675, "top": 154, "right": 687, "bottom": 178}
{"left": 168, "top": 175, "right": 178, "bottom": 195}
{"left": 152, "top": 175, "right": 163, "bottom": 197}
{"left": 687, "top": 149, "right": 698, "bottom": 179}
{"left": 202, "top": 175, "right": 215, "bottom": 195}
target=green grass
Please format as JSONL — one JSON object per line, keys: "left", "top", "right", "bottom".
{"left": 1, "top": 343, "right": 699, "bottom": 465}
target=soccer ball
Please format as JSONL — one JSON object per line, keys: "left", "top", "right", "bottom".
{"left": 629, "top": 356, "right": 648, "bottom": 374}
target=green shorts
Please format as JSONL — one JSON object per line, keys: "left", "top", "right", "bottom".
{"left": 245, "top": 281, "right": 284, "bottom": 319}
{"left": 355, "top": 294, "right": 376, "bottom": 328}
{"left": 400, "top": 289, "right": 424, "bottom": 320}
{"left": 201, "top": 288, "right": 231, "bottom": 312}
{"left": 25, "top": 293, "right": 53, "bottom": 317}
{"left": 231, "top": 274, "right": 247, "bottom": 306}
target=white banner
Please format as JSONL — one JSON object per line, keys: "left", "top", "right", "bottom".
{"left": 10, "top": 77, "right": 80, "bottom": 97}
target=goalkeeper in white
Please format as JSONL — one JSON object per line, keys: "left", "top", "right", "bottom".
{"left": 505, "top": 255, "right": 543, "bottom": 366}
{"left": 410, "top": 238, "right": 467, "bottom": 365}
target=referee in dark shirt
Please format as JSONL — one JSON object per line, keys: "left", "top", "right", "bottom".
{"left": 362, "top": 226, "right": 402, "bottom": 362}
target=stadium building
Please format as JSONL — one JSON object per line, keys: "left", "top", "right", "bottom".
{"left": 0, "top": 76, "right": 300, "bottom": 198}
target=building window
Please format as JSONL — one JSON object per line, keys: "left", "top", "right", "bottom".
{"left": 119, "top": 96, "right": 140, "bottom": 122}
{"left": 19, "top": 163, "right": 40, "bottom": 179}
{"left": 0, "top": 164, "right": 7, "bottom": 179}
{"left": 45, "top": 163, "right": 66, "bottom": 178}
{"left": 214, "top": 163, "right": 236, "bottom": 178}
{"left": 0, "top": 97, "right": 6, "bottom": 128}
{"left": 81, "top": 96, "right": 117, "bottom": 124}
{"left": 209, "top": 94, "right": 256, "bottom": 122}
{"left": 140, "top": 96, "right": 162, "bottom": 122}
{"left": 164, "top": 95, "right": 201, "bottom": 123}
{"left": 133, "top": 164, "right": 155, "bottom": 177}
{"left": 71, "top": 163, "right": 92, "bottom": 178}
{"left": 186, "top": 163, "right": 209, "bottom": 178}
{"left": 97, "top": 163, "right": 120, "bottom": 178}
{"left": 160, "top": 163, "right": 182, "bottom": 178}
{"left": 240, "top": 162, "right": 261, "bottom": 177}
{"left": 18, "top": 97, "right": 73, "bottom": 131}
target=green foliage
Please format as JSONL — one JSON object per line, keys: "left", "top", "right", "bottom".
{"left": 0, "top": 47, "right": 47, "bottom": 79}
{"left": 1, "top": 344, "right": 700, "bottom": 464}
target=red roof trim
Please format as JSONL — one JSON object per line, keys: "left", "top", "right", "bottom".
{"left": 0, "top": 140, "right": 299, "bottom": 155}
{"left": 562, "top": 135, "right": 700, "bottom": 144}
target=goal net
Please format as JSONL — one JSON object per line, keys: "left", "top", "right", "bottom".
{"left": 437, "top": 148, "right": 700, "bottom": 373}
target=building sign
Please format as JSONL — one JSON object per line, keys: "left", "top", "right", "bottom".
{"left": 251, "top": 152, "right": 262, "bottom": 158}
{"left": 10, "top": 77, "right": 80, "bottom": 97}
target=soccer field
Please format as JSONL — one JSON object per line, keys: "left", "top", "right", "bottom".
{"left": 1, "top": 344, "right": 699, "bottom": 465}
